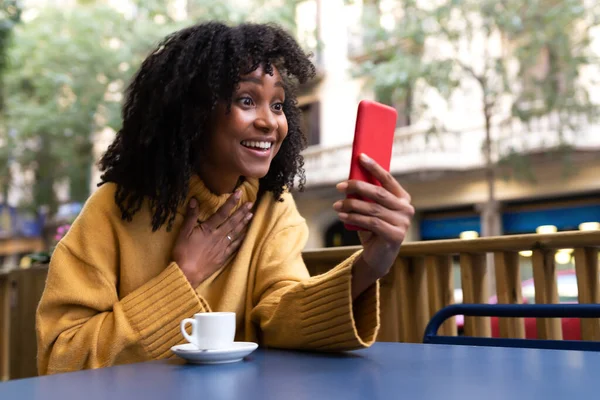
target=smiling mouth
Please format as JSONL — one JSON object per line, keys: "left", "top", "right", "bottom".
{"left": 240, "top": 140, "right": 273, "bottom": 151}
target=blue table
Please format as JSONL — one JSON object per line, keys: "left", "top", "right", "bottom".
{"left": 1, "top": 342, "right": 598, "bottom": 399}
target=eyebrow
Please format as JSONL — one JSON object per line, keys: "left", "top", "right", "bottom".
{"left": 240, "top": 77, "right": 284, "bottom": 88}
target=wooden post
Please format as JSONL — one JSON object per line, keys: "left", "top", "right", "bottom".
{"left": 460, "top": 253, "right": 491, "bottom": 337}
{"left": 494, "top": 252, "right": 525, "bottom": 338}
{"left": 574, "top": 248, "right": 600, "bottom": 341}
{"left": 0, "top": 273, "right": 10, "bottom": 381}
{"left": 397, "top": 257, "right": 430, "bottom": 343}
{"left": 531, "top": 250, "right": 562, "bottom": 340}
{"left": 426, "top": 255, "right": 456, "bottom": 336}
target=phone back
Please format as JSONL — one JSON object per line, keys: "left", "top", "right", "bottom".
{"left": 345, "top": 100, "right": 397, "bottom": 231}
{"left": 348, "top": 100, "right": 397, "bottom": 187}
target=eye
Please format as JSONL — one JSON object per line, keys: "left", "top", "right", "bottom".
{"left": 272, "top": 102, "right": 284, "bottom": 112}
{"left": 238, "top": 97, "right": 254, "bottom": 107}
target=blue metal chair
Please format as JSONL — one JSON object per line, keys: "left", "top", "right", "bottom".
{"left": 424, "top": 303, "right": 600, "bottom": 351}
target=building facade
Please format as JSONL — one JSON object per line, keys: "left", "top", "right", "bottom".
{"left": 6, "top": 0, "right": 600, "bottom": 257}
{"left": 291, "top": 0, "right": 600, "bottom": 251}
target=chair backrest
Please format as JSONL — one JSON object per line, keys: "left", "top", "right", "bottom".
{"left": 424, "top": 303, "right": 600, "bottom": 351}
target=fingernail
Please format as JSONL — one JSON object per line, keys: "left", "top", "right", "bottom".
{"left": 189, "top": 198, "right": 197, "bottom": 208}
{"left": 336, "top": 182, "right": 348, "bottom": 192}
{"left": 360, "top": 153, "right": 372, "bottom": 163}
{"left": 246, "top": 213, "right": 253, "bottom": 221}
{"left": 338, "top": 212, "right": 348, "bottom": 220}
{"left": 333, "top": 201, "right": 342, "bottom": 211}
{"left": 246, "top": 202, "right": 253, "bottom": 210}
{"left": 234, "top": 190, "right": 242, "bottom": 199}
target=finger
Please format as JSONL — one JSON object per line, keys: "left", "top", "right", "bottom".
{"left": 222, "top": 217, "right": 249, "bottom": 245}
{"left": 204, "top": 190, "right": 242, "bottom": 230}
{"left": 218, "top": 202, "right": 253, "bottom": 235}
{"left": 181, "top": 198, "right": 200, "bottom": 235}
{"left": 333, "top": 198, "right": 411, "bottom": 226}
{"left": 358, "top": 153, "right": 409, "bottom": 200}
{"left": 338, "top": 211, "right": 408, "bottom": 242}
{"left": 230, "top": 212, "right": 254, "bottom": 239}
{"left": 340, "top": 180, "right": 404, "bottom": 211}
{"left": 224, "top": 227, "right": 248, "bottom": 257}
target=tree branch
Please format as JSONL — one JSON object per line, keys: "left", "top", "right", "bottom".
{"left": 437, "top": 22, "right": 485, "bottom": 85}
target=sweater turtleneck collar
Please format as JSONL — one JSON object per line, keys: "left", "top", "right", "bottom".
{"left": 178, "top": 175, "right": 260, "bottom": 222}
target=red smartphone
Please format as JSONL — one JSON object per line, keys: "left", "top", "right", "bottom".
{"left": 345, "top": 100, "right": 397, "bottom": 231}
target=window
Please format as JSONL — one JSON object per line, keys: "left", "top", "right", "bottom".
{"left": 299, "top": 101, "right": 320, "bottom": 147}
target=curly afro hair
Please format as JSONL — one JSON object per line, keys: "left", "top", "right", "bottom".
{"left": 98, "top": 22, "right": 316, "bottom": 232}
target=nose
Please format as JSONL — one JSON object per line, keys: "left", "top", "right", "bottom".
{"left": 254, "top": 105, "right": 278, "bottom": 133}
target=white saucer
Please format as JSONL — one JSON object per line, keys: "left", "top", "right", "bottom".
{"left": 171, "top": 342, "right": 258, "bottom": 365}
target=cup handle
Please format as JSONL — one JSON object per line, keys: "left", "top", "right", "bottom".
{"left": 180, "top": 318, "right": 197, "bottom": 344}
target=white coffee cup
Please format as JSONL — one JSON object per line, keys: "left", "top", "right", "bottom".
{"left": 180, "top": 312, "right": 236, "bottom": 350}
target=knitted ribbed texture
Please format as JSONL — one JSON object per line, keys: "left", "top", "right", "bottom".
{"left": 121, "top": 263, "right": 210, "bottom": 359}
{"left": 298, "top": 261, "right": 380, "bottom": 350}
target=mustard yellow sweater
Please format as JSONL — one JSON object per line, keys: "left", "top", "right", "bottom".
{"left": 36, "top": 175, "right": 380, "bottom": 375}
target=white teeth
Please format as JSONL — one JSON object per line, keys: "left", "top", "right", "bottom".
{"left": 241, "top": 140, "right": 272, "bottom": 150}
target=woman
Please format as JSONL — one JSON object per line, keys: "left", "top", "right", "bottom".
{"left": 36, "top": 22, "right": 414, "bottom": 375}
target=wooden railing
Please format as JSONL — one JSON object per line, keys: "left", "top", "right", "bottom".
{"left": 303, "top": 230, "right": 600, "bottom": 343}
{"left": 0, "top": 266, "right": 48, "bottom": 381}
{"left": 0, "top": 272, "right": 10, "bottom": 381}
{"left": 0, "top": 237, "right": 45, "bottom": 258}
{"left": 1, "top": 230, "right": 599, "bottom": 381}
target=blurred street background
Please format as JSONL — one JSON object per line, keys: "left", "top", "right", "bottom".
{"left": 1, "top": 0, "right": 599, "bottom": 298}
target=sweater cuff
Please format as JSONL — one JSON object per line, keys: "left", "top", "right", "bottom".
{"left": 299, "top": 251, "right": 380, "bottom": 350}
{"left": 121, "top": 262, "right": 210, "bottom": 359}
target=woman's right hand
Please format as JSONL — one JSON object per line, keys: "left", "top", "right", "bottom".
{"left": 172, "top": 190, "right": 253, "bottom": 287}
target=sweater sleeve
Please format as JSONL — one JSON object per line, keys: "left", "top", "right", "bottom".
{"left": 36, "top": 197, "right": 210, "bottom": 375}
{"left": 250, "top": 221, "right": 380, "bottom": 351}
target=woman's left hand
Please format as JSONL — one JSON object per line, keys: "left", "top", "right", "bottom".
{"left": 333, "top": 153, "right": 415, "bottom": 287}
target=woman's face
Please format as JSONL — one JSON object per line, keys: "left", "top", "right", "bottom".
{"left": 200, "top": 64, "right": 289, "bottom": 193}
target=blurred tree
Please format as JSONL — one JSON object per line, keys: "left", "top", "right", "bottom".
{"left": 350, "top": 0, "right": 600, "bottom": 238}
{"left": 0, "top": 0, "right": 21, "bottom": 201}
{"left": 188, "top": 0, "right": 298, "bottom": 33}
{"left": 4, "top": 3, "right": 177, "bottom": 214}
{"left": 0, "top": 0, "right": 20, "bottom": 111}
{"left": 1, "top": 0, "right": 303, "bottom": 215}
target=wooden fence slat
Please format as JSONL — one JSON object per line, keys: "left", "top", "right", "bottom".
{"left": 392, "top": 261, "right": 406, "bottom": 342}
{"left": 377, "top": 266, "right": 401, "bottom": 342}
{"left": 9, "top": 267, "right": 48, "bottom": 380}
{"left": 397, "top": 257, "right": 430, "bottom": 343}
{"left": 426, "top": 255, "right": 456, "bottom": 336}
{"left": 459, "top": 253, "right": 491, "bottom": 337}
{"left": 494, "top": 252, "right": 525, "bottom": 339}
{"left": 531, "top": 250, "right": 562, "bottom": 340}
{"left": 0, "top": 274, "right": 10, "bottom": 381}
{"left": 574, "top": 248, "right": 600, "bottom": 341}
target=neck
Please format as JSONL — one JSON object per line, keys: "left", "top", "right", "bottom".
{"left": 196, "top": 162, "right": 240, "bottom": 196}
